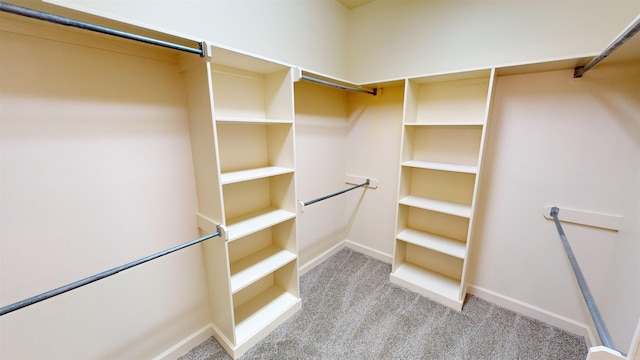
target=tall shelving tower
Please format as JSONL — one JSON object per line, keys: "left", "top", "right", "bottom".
{"left": 390, "top": 69, "right": 495, "bottom": 310}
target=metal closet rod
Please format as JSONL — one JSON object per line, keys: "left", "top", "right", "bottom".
{"left": 549, "top": 207, "right": 617, "bottom": 352}
{"left": 303, "top": 179, "right": 370, "bottom": 207}
{"left": 0, "top": 2, "right": 205, "bottom": 56}
{"left": 574, "top": 16, "right": 640, "bottom": 78}
{"left": 301, "top": 74, "right": 377, "bottom": 96}
{"left": 0, "top": 228, "right": 222, "bottom": 317}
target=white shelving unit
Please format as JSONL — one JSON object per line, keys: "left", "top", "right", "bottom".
{"left": 181, "top": 45, "right": 301, "bottom": 359}
{"left": 390, "top": 69, "right": 496, "bottom": 310}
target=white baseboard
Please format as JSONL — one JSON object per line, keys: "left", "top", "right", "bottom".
{"left": 467, "top": 285, "right": 596, "bottom": 347}
{"left": 153, "top": 324, "right": 214, "bottom": 360}
{"left": 343, "top": 239, "right": 393, "bottom": 264}
{"left": 299, "top": 241, "right": 347, "bottom": 276}
{"left": 299, "top": 240, "right": 393, "bottom": 276}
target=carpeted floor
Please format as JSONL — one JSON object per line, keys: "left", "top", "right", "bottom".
{"left": 180, "top": 249, "right": 587, "bottom": 359}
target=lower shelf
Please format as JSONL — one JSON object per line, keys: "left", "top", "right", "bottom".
{"left": 390, "top": 262, "right": 463, "bottom": 310}
{"left": 227, "top": 208, "right": 296, "bottom": 241}
{"left": 230, "top": 246, "right": 297, "bottom": 293}
{"left": 234, "top": 286, "right": 301, "bottom": 345}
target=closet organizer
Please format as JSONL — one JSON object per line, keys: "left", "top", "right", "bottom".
{"left": 0, "top": 3, "right": 303, "bottom": 359}
{"left": 185, "top": 47, "right": 302, "bottom": 358}
{"left": 390, "top": 69, "right": 495, "bottom": 310}
{"left": 4, "top": 2, "right": 638, "bottom": 359}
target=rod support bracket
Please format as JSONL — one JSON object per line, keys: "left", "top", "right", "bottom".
{"left": 216, "top": 224, "right": 229, "bottom": 241}
{"left": 573, "top": 66, "right": 585, "bottom": 79}
{"left": 297, "top": 200, "right": 306, "bottom": 214}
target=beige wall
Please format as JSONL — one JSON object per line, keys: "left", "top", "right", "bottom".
{"left": 344, "top": 86, "right": 404, "bottom": 258}
{"left": 0, "top": 15, "right": 210, "bottom": 358}
{"left": 294, "top": 82, "right": 350, "bottom": 265}
{"left": 50, "top": 0, "right": 350, "bottom": 80}
{"left": 469, "top": 62, "right": 640, "bottom": 351}
{"left": 346, "top": 0, "right": 640, "bottom": 83}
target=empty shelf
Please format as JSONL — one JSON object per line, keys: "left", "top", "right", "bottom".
{"left": 399, "top": 195, "right": 471, "bottom": 218}
{"left": 234, "top": 287, "right": 300, "bottom": 345}
{"left": 221, "top": 166, "right": 294, "bottom": 185}
{"left": 227, "top": 208, "right": 296, "bottom": 241}
{"left": 391, "top": 262, "right": 460, "bottom": 301}
{"left": 402, "top": 160, "right": 477, "bottom": 174}
{"left": 397, "top": 228, "right": 466, "bottom": 259}
{"left": 230, "top": 246, "right": 297, "bottom": 293}
{"left": 216, "top": 116, "right": 293, "bottom": 124}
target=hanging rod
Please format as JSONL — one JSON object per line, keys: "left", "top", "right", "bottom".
{"left": 302, "top": 179, "right": 370, "bottom": 208}
{"left": 0, "top": 2, "right": 205, "bottom": 56}
{"left": 0, "top": 227, "right": 223, "bottom": 317}
{"left": 574, "top": 16, "right": 640, "bottom": 78}
{"left": 549, "top": 207, "right": 617, "bottom": 351}
{"left": 300, "top": 74, "right": 377, "bottom": 96}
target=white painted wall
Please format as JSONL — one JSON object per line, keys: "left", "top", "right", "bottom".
{"left": 346, "top": 0, "right": 640, "bottom": 83}
{"left": 49, "top": 0, "right": 350, "bottom": 80}
{"left": 469, "top": 62, "right": 640, "bottom": 351}
{"left": 595, "top": 62, "right": 640, "bottom": 352}
{"left": 0, "top": 19, "right": 209, "bottom": 358}
{"left": 344, "top": 86, "right": 404, "bottom": 259}
{"left": 294, "top": 82, "right": 350, "bottom": 265}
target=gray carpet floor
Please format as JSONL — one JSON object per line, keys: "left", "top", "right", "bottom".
{"left": 180, "top": 249, "right": 587, "bottom": 359}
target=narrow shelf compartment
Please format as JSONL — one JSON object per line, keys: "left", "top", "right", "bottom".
{"left": 210, "top": 64, "right": 294, "bottom": 121}
{"left": 234, "top": 286, "right": 300, "bottom": 345}
{"left": 230, "top": 246, "right": 297, "bottom": 293}
{"left": 404, "top": 73, "right": 491, "bottom": 125}
{"left": 391, "top": 262, "right": 461, "bottom": 302}
{"left": 217, "top": 122, "right": 294, "bottom": 174}
{"left": 401, "top": 125, "right": 482, "bottom": 166}
{"left": 402, "top": 160, "right": 477, "bottom": 174}
{"left": 227, "top": 208, "right": 296, "bottom": 241}
{"left": 397, "top": 228, "right": 466, "bottom": 259}
{"left": 399, "top": 195, "right": 471, "bottom": 218}
{"left": 221, "top": 166, "right": 294, "bottom": 185}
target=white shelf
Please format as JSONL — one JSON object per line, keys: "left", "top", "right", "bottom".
{"left": 216, "top": 116, "right": 293, "bottom": 124}
{"left": 402, "top": 160, "right": 477, "bottom": 174}
{"left": 234, "top": 286, "right": 300, "bottom": 345}
{"left": 397, "top": 228, "right": 466, "bottom": 259}
{"left": 404, "top": 122, "right": 483, "bottom": 126}
{"left": 391, "top": 262, "right": 460, "bottom": 301}
{"left": 227, "top": 208, "right": 296, "bottom": 241}
{"left": 399, "top": 195, "right": 471, "bottom": 218}
{"left": 230, "top": 246, "right": 297, "bottom": 293}
{"left": 221, "top": 166, "right": 294, "bottom": 185}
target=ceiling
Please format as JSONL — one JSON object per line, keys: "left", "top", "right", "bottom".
{"left": 337, "top": 0, "right": 375, "bottom": 10}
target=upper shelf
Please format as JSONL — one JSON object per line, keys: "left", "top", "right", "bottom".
{"left": 404, "top": 74, "right": 491, "bottom": 125}
{"left": 221, "top": 166, "right": 295, "bottom": 185}
{"left": 211, "top": 64, "right": 294, "bottom": 121}
{"left": 210, "top": 45, "right": 291, "bottom": 75}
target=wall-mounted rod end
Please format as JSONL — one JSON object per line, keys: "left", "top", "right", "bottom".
{"left": 550, "top": 206, "right": 560, "bottom": 217}
{"left": 216, "top": 224, "right": 229, "bottom": 241}
{"left": 296, "top": 200, "right": 306, "bottom": 214}
{"left": 573, "top": 67, "right": 585, "bottom": 79}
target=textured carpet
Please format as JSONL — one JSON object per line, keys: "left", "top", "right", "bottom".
{"left": 180, "top": 249, "right": 587, "bottom": 359}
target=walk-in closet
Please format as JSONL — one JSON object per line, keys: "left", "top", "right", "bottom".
{"left": 1, "top": 1, "right": 639, "bottom": 359}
